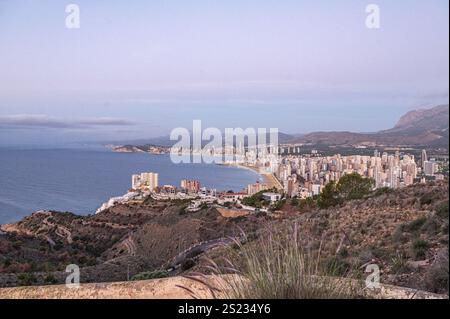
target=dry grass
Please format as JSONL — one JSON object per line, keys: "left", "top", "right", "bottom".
{"left": 183, "top": 224, "right": 367, "bottom": 299}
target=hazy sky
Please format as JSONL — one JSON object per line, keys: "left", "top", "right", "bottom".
{"left": 0, "top": 0, "right": 448, "bottom": 145}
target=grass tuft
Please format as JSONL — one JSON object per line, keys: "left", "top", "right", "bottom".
{"left": 194, "top": 224, "right": 367, "bottom": 299}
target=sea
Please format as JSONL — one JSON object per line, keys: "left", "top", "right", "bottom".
{"left": 0, "top": 147, "right": 261, "bottom": 224}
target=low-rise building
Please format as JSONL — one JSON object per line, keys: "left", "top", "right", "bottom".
{"left": 262, "top": 192, "right": 281, "bottom": 203}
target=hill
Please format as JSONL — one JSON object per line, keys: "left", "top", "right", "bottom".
{"left": 293, "top": 105, "right": 449, "bottom": 147}
{"left": 0, "top": 181, "right": 448, "bottom": 295}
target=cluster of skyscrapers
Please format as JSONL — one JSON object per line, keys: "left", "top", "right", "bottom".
{"left": 274, "top": 149, "right": 443, "bottom": 198}
{"left": 130, "top": 148, "right": 444, "bottom": 202}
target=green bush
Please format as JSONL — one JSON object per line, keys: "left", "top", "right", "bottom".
{"left": 390, "top": 253, "right": 409, "bottom": 274}
{"left": 17, "top": 273, "right": 37, "bottom": 286}
{"left": 290, "top": 198, "right": 299, "bottom": 206}
{"left": 411, "top": 239, "right": 430, "bottom": 260}
{"left": 404, "top": 217, "right": 427, "bottom": 233}
{"left": 270, "top": 199, "right": 286, "bottom": 212}
{"left": 421, "top": 216, "right": 440, "bottom": 235}
{"left": 44, "top": 274, "right": 58, "bottom": 284}
{"left": 242, "top": 190, "right": 273, "bottom": 208}
{"left": 436, "top": 202, "right": 449, "bottom": 219}
{"left": 420, "top": 193, "right": 436, "bottom": 206}
{"left": 298, "top": 197, "right": 316, "bottom": 211}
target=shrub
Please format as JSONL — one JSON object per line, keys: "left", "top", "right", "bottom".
{"left": 270, "top": 199, "right": 286, "bottom": 212}
{"left": 338, "top": 247, "right": 349, "bottom": 258}
{"left": 390, "top": 253, "right": 409, "bottom": 274}
{"left": 178, "top": 206, "right": 187, "bottom": 215}
{"left": 404, "top": 217, "right": 427, "bottom": 233}
{"left": 298, "top": 197, "right": 316, "bottom": 211}
{"left": 425, "top": 249, "right": 449, "bottom": 294}
{"left": 17, "top": 273, "right": 37, "bottom": 286}
{"left": 436, "top": 202, "right": 449, "bottom": 219}
{"left": 411, "top": 239, "right": 429, "bottom": 260}
{"left": 242, "top": 190, "right": 273, "bottom": 208}
{"left": 420, "top": 193, "right": 435, "bottom": 206}
{"left": 44, "top": 274, "right": 58, "bottom": 284}
{"left": 421, "top": 216, "right": 440, "bottom": 235}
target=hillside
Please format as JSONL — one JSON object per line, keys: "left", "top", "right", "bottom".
{"left": 190, "top": 181, "right": 449, "bottom": 295}
{"left": 0, "top": 181, "right": 448, "bottom": 295}
{"left": 0, "top": 198, "right": 268, "bottom": 287}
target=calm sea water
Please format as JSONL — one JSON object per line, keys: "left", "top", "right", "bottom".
{"left": 0, "top": 148, "right": 261, "bottom": 224}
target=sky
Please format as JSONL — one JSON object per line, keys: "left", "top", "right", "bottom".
{"left": 0, "top": 0, "right": 448, "bottom": 146}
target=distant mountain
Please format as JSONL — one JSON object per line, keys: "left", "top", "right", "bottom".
{"left": 108, "top": 105, "right": 449, "bottom": 149}
{"left": 291, "top": 105, "right": 449, "bottom": 147}
{"left": 391, "top": 105, "right": 449, "bottom": 132}
{"left": 108, "top": 131, "right": 296, "bottom": 148}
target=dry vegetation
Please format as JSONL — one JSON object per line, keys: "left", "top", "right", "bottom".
{"left": 0, "top": 181, "right": 448, "bottom": 297}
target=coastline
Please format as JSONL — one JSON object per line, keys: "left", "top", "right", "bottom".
{"left": 0, "top": 149, "right": 260, "bottom": 225}
{"left": 220, "top": 163, "right": 284, "bottom": 190}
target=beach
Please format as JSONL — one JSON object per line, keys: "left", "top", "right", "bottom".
{"left": 221, "top": 163, "right": 284, "bottom": 191}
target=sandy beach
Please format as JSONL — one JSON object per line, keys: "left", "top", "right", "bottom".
{"left": 221, "top": 163, "right": 284, "bottom": 191}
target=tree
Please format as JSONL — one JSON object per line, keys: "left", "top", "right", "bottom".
{"left": 317, "top": 173, "right": 374, "bottom": 209}
{"left": 336, "top": 173, "right": 374, "bottom": 200}
{"left": 317, "top": 181, "right": 340, "bottom": 209}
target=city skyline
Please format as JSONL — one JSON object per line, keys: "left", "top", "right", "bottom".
{"left": 0, "top": 0, "right": 448, "bottom": 145}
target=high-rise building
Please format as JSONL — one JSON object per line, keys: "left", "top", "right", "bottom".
{"left": 421, "top": 149, "right": 428, "bottom": 169}
{"left": 132, "top": 172, "right": 159, "bottom": 190}
{"left": 423, "top": 161, "right": 438, "bottom": 176}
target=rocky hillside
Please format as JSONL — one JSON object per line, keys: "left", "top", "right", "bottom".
{"left": 194, "top": 181, "right": 449, "bottom": 295}
{"left": 0, "top": 181, "right": 448, "bottom": 295}
{"left": 392, "top": 105, "right": 449, "bottom": 133}
{"left": 0, "top": 197, "right": 268, "bottom": 287}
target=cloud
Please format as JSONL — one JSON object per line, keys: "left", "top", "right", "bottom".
{"left": 0, "top": 115, "right": 137, "bottom": 130}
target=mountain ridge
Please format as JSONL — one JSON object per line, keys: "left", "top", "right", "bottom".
{"left": 109, "top": 105, "right": 449, "bottom": 148}
{"left": 289, "top": 104, "right": 449, "bottom": 147}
